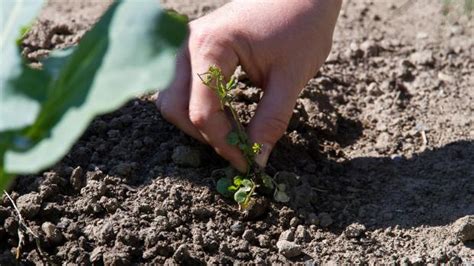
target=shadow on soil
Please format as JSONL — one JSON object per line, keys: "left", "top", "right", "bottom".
{"left": 292, "top": 139, "right": 474, "bottom": 231}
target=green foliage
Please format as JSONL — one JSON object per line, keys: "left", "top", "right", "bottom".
{"left": 200, "top": 66, "right": 290, "bottom": 209}
{"left": 0, "top": 0, "right": 188, "bottom": 192}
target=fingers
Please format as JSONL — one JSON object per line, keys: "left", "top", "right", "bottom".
{"left": 156, "top": 47, "right": 206, "bottom": 143}
{"left": 247, "top": 70, "right": 301, "bottom": 168}
{"left": 187, "top": 31, "right": 248, "bottom": 172}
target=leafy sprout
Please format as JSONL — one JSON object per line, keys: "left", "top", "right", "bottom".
{"left": 199, "top": 66, "right": 290, "bottom": 209}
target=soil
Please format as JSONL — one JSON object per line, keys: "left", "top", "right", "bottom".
{"left": 1, "top": 0, "right": 473, "bottom": 264}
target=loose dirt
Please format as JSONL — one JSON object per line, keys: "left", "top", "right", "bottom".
{"left": 1, "top": 0, "right": 473, "bottom": 264}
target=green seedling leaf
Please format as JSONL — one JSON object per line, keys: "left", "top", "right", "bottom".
{"left": 2, "top": 0, "right": 187, "bottom": 176}
{"left": 226, "top": 76, "right": 237, "bottom": 90}
{"left": 227, "top": 185, "right": 238, "bottom": 191}
{"left": 227, "top": 131, "right": 240, "bottom": 145}
{"left": 277, "top": 183, "right": 287, "bottom": 192}
{"left": 217, "top": 177, "right": 234, "bottom": 198}
{"left": 274, "top": 190, "right": 290, "bottom": 203}
{"left": 241, "top": 179, "right": 253, "bottom": 189}
{"left": 261, "top": 173, "right": 274, "bottom": 189}
{"left": 234, "top": 188, "right": 249, "bottom": 204}
{"left": 233, "top": 175, "right": 244, "bottom": 186}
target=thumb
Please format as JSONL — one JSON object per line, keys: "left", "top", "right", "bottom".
{"left": 247, "top": 72, "right": 301, "bottom": 168}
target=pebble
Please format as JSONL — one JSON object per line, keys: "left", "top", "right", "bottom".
{"left": 410, "top": 51, "right": 435, "bottom": 66}
{"left": 295, "top": 225, "right": 310, "bottom": 242}
{"left": 276, "top": 240, "right": 302, "bottom": 258}
{"left": 290, "top": 217, "right": 300, "bottom": 227}
{"left": 279, "top": 229, "right": 295, "bottom": 241}
{"left": 375, "top": 132, "right": 390, "bottom": 151}
{"left": 318, "top": 212, "right": 333, "bottom": 228}
{"left": 171, "top": 146, "right": 201, "bottom": 167}
{"left": 41, "top": 222, "right": 63, "bottom": 245}
{"left": 70, "top": 166, "right": 85, "bottom": 190}
{"left": 343, "top": 223, "right": 366, "bottom": 238}
{"left": 230, "top": 221, "right": 244, "bottom": 235}
{"left": 451, "top": 215, "right": 474, "bottom": 242}
{"left": 173, "top": 244, "right": 190, "bottom": 263}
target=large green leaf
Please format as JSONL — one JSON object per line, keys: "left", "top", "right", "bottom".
{"left": 1, "top": 0, "right": 187, "bottom": 179}
{"left": 0, "top": 0, "right": 46, "bottom": 131}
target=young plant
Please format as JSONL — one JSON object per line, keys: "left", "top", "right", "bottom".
{"left": 199, "top": 66, "right": 289, "bottom": 209}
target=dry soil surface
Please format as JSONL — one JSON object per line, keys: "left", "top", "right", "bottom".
{"left": 1, "top": 0, "right": 473, "bottom": 264}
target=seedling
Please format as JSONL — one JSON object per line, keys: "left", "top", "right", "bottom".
{"left": 199, "top": 66, "right": 289, "bottom": 209}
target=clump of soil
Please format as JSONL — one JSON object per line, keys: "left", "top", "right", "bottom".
{"left": 1, "top": 0, "right": 473, "bottom": 264}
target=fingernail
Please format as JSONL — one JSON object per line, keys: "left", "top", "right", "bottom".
{"left": 255, "top": 142, "right": 272, "bottom": 168}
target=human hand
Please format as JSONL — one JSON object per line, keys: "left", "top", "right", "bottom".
{"left": 156, "top": 0, "right": 341, "bottom": 172}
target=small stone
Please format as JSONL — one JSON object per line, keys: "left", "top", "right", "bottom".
{"left": 375, "top": 132, "right": 390, "bottom": 151}
{"left": 410, "top": 51, "right": 435, "bottom": 66}
{"left": 257, "top": 234, "right": 271, "bottom": 248}
{"left": 289, "top": 217, "right": 300, "bottom": 227}
{"left": 279, "top": 229, "right": 295, "bottom": 241}
{"left": 409, "top": 255, "right": 424, "bottom": 265}
{"left": 230, "top": 222, "right": 244, "bottom": 235}
{"left": 41, "top": 222, "right": 63, "bottom": 245}
{"left": 276, "top": 240, "right": 302, "bottom": 258}
{"left": 242, "top": 229, "right": 255, "bottom": 242}
{"left": 295, "top": 225, "right": 310, "bottom": 242}
{"left": 172, "top": 146, "right": 201, "bottom": 167}
{"left": 16, "top": 193, "right": 42, "bottom": 219}
{"left": 452, "top": 215, "right": 474, "bottom": 242}
{"left": 343, "top": 223, "right": 366, "bottom": 238}
{"left": 173, "top": 244, "right": 190, "bottom": 263}
{"left": 437, "top": 72, "right": 455, "bottom": 83}
{"left": 318, "top": 212, "right": 333, "bottom": 228}
{"left": 70, "top": 166, "right": 85, "bottom": 190}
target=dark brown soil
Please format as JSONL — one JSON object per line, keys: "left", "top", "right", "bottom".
{"left": 1, "top": 0, "right": 473, "bottom": 264}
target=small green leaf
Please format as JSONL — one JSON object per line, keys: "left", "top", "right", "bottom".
{"left": 234, "top": 188, "right": 248, "bottom": 204}
{"left": 278, "top": 183, "right": 286, "bottom": 192}
{"left": 227, "top": 131, "right": 240, "bottom": 145}
{"left": 261, "top": 174, "right": 274, "bottom": 189}
{"left": 241, "top": 179, "right": 253, "bottom": 189}
{"left": 233, "top": 175, "right": 243, "bottom": 186}
{"left": 227, "top": 185, "right": 238, "bottom": 191}
{"left": 226, "top": 76, "right": 237, "bottom": 90}
{"left": 274, "top": 190, "right": 290, "bottom": 203}
{"left": 217, "top": 177, "right": 234, "bottom": 198}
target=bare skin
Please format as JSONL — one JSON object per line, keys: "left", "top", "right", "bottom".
{"left": 156, "top": 0, "right": 342, "bottom": 172}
